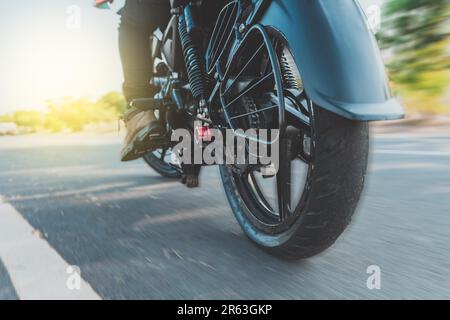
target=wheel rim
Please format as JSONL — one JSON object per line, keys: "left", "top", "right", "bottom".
{"left": 143, "top": 147, "right": 181, "bottom": 177}
{"left": 220, "top": 27, "right": 315, "bottom": 234}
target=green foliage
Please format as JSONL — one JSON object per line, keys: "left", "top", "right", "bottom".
{"left": 379, "top": 0, "right": 450, "bottom": 113}
{"left": 0, "top": 91, "right": 126, "bottom": 133}
{"left": 0, "top": 114, "right": 13, "bottom": 122}
{"left": 13, "top": 111, "right": 46, "bottom": 132}
{"left": 96, "top": 91, "right": 127, "bottom": 114}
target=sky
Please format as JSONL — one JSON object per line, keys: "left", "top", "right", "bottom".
{"left": 0, "top": 0, "right": 126, "bottom": 114}
{"left": 0, "top": 0, "right": 381, "bottom": 115}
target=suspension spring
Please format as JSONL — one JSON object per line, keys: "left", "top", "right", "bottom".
{"left": 178, "top": 14, "right": 208, "bottom": 101}
{"left": 280, "top": 53, "right": 299, "bottom": 90}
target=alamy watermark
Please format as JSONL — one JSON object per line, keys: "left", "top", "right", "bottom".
{"left": 366, "top": 265, "right": 382, "bottom": 290}
{"left": 365, "top": 5, "right": 381, "bottom": 34}
{"left": 66, "top": 5, "right": 81, "bottom": 30}
{"left": 66, "top": 265, "right": 81, "bottom": 290}
{"left": 171, "top": 123, "right": 281, "bottom": 172}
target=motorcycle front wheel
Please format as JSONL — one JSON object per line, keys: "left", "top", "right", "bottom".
{"left": 218, "top": 26, "right": 369, "bottom": 260}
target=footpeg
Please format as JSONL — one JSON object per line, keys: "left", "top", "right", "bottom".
{"left": 130, "top": 98, "right": 166, "bottom": 111}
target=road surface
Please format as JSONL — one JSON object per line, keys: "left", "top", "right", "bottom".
{"left": 0, "top": 129, "right": 449, "bottom": 299}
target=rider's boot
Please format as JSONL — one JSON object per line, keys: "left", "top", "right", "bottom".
{"left": 120, "top": 105, "right": 165, "bottom": 162}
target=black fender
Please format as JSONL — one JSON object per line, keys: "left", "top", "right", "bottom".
{"left": 257, "top": 0, "right": 404, "bottom": 121}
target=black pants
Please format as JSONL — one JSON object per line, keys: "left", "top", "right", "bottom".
{"left": 118, "top": 0, "right": 171, "bottom": 103}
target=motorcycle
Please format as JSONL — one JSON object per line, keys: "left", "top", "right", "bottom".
{"left": 132, "top": 0, "right": 404, "bottom": 260}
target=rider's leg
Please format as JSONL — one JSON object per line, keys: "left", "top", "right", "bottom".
{"left": 119, "top": 0, "right": 171, "bottom": 162}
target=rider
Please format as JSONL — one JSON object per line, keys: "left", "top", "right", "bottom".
{"left": 118, "top": 0, "right": 172, "bottom": 161}
{"left": 97, "top": 0, "right": 172, "bottom": 161}
{"left": 98, "top": 0, "right": 220, "bottom": 162}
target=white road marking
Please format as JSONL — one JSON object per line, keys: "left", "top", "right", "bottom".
{"left": 375, "top": 149, "right": 450, "bottom": 157}
{"left": 0, "top": 197, "right": 101, "bottom": 300}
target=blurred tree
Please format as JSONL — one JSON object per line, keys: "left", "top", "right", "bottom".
{"left": 44, "top": 92, "right": 125, "bottom": 132}
{"left": 97, "top": 91, "right": 127, "bottom": 114}
{"left": 379, "top": 0, "right": 450, "bottom": 113}
{"left": 45, "top": 98, "right": 93, "bottom": 132}
{"left": 0, "top": 114, "right": 13, "bottom": 122}
{"left": 1, "top": 91, "right": 126, "bottom": 133}
{"left": 13, "top": 110, "right": 46, "bottom": 132}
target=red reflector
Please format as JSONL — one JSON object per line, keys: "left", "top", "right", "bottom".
{"left": 196, "top": 126, "right": 212, "bottom": 141}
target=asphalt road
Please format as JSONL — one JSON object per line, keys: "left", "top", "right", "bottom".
{"left": 0, "top": 129, "right": 449, "bottom": 299}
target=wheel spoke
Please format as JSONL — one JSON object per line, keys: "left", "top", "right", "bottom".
{"left": 285, "top": 90, "right": 311, "bottom": 132}
{"left": 160, "top": 148, "right": 167, "bottom": 161}
{"left": 298, "top": 153, "right": 311, "bottom": 164}
{"left": 293, "top": 90, "right": 310, "bottom": 116}
{"left": 276, "top": 141, "right": 291, "bottom": 221}
{"left": 229, "top": 104, "right": 278, "bottom": 120}
{"left": 298, "top": 135, "right": 312, "bottom": 164}
{"left": 223, "top": 43, "right": 265, "bottom": 95}
{"left": 248, "top": 172, "right": 274, "bottom": 213}
{"left": 224, "top": 71, "right": 274, "bottom": 109}
{"left": 209, "top": 5, "right": 229, "bottom": 57}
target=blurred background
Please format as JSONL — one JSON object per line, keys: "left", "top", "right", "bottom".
{"left": 0, "top": 0, "right": 126, "bottom": 134}
{"left": 0, "top": 0, "right": 448, "bottom": 134}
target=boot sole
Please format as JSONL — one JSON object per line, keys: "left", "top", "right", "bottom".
{"left": 121, "top": 125, "right": 166, "bottom": 162}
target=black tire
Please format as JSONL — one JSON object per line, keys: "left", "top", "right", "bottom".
{"left": 220, "top": 107, "right": 369, "bottom": 260}
{"left": 143, "top": 151, "right": 181, "bottom": 179}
